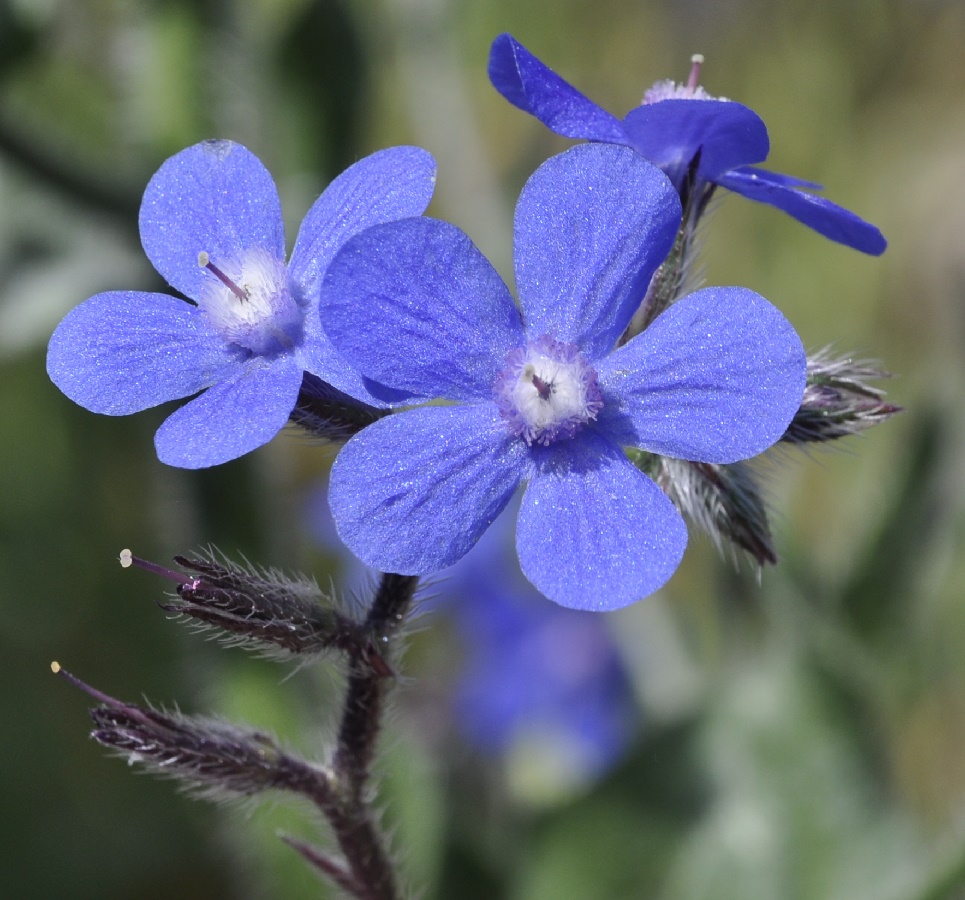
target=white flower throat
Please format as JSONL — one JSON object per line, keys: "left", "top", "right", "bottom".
{"left": 197, "top": 247, "right": 303, "bottom": 354}
{"left": 494, "top": 336, "right": 604, "bottom": 446}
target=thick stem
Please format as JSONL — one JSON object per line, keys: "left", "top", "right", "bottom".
{"left": 324, "top": 804, "right": 400, "bottom": 900}
{"left": 281, "top": 835, "right": 363, "bottom": 897}
{"left": 335, "top": 573, "right": 418, "bottom": 794}
{"left": 321, "top": 572, "right": 419, "bottom": 899}
{"left": 291, "top": 764, "right": 398, "bottom": 900}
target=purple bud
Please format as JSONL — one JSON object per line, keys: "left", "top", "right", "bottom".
{"left": 52, "top": 662, "right": 331, "bottom": 801}
{"left": 121, "top": 548, "right": 391, "bottom": 673}
{"left": 783, "top": 349, "right": 901, "bottom": 444}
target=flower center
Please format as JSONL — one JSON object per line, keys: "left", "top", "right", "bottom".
{"left": 493, "top": 336, "right": 604, "bottom": 446}
{"left": 197, "top": 247, "right": 302, "bottom": 354}
{"left": 642, "top": 54, "right": 716, "bottom": 104}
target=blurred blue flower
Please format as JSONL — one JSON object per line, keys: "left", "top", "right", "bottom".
{"left": 47, "top": 141, "right": 436, "bottom": 468}
{"left": 447, "top": 512, "right": 637, "bottom": 787}
{"left": 488, "top": 33, "right": 886, "bottom": 255}
{"left": 321, "top": 143, "right": 806, "bottom": 610}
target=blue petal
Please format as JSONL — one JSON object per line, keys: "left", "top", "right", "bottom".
{"left": 516, "top": 432, "right": 687, "bottom": 611}
{"left": 321, "top": 218, "right": 524, "bottom": 401}
{"left": 154, "top": 355, "right": 303, "bottom": 468}
{"left": 328, "top": 403, "right": 525, "bottom": 573}
{"left": 139, "top": 141, "right": 285, "bottom": 300}
{"left": 621, "top": 99, "right": 769, "bottom": 187}
{"left": 289, "top": 146, "right": 436, "bottom": 302}
{"left": 716, "top": 166, "right": 887, "bottom": 255}
{"left": 514, "top": 144, "right": 680, "bottom": 359}
{"left": 488, "top": 34, "right": 628, "bottom": 143}
{"left": 297, "top": 311, "right": 413, "bottom": 408}
{"left": 596, "top": 286, "right": 806, "bottom": 463}
{"left": 727, "top": 169, "right": 823, "bottom": 191}
{"left": 46, "top": 291, "right": 240, "bottom": 414}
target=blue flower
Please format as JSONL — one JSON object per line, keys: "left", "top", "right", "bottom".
{"left": 320, "top": 143, "right": 806, "bottom": 610}
{"left": 488, "top": 33, "right": 886, "bottom": 256}
{"left": 46, "top": 140, "right": 436, "bottom": 468}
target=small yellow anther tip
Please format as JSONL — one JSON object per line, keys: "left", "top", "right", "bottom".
{"left": 119, "top": 549, "right": 133, "bottom": 568}
{"left": 691, "top": 53, "right": 704, "bottom": 64}
{"left": 197, "top": 251, "right": 210, "bottom": 268}
{"left": 51, "top": 661, "right": 61, "bottom": 674}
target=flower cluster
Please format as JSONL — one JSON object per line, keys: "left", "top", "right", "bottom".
{"left": 47, "top": 33, "right": 895, "bottom": 900}
{"left": 44, "top": 40, "right": 897, "bottom": 608}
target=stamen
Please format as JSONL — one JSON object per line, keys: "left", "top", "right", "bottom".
{"left": 51, "top": 661, "right": 121, "bottom": 707}
{"left": 119, "top": 548, "right": 201, "bottom": 590}
{"left": 198, "top": 251, "right": 248, "bottom": 303}
{"left": 687, "top": 54, "right": 704, "bottom": 92}
{"left": 523, "top": 364, "right": 554, "bottom": 400}
{"left": 195, "top": 247, "right": 302, "bottom": 354}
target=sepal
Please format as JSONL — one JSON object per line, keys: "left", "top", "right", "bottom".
{"left": 288, "top": 374, "right": 390, "bottom": 444}
{"left": 121, "top": 549, "right": 392, "bottom": 674}
{"left": 630, "top": 450, "right": 776, "bottom": 565}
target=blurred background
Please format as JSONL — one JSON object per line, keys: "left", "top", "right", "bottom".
{"left": 2, "top": 0, "right": 964, "bottom": 897}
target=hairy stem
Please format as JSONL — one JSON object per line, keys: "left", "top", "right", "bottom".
{"left": 319, "top": 572, "right": 419, "bottom": 899}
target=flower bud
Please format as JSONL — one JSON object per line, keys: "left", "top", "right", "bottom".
{"left": 52, "top": 663, "right": 330, "bottom": 801}
{"left": 121, "top": 549, "right": 392, "bottom": 674}
{"left": 783, "top": 349, "right": 901, "bottom": 444}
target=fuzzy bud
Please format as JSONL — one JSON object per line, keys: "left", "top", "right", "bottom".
{"left": 122, "top": 550, "right": 392, "bottom": 675}
{"left": 52, "top": 663, "right": 332, "bottom": 801}
{"left": 631, "top": 451, "right": 776, "bottom": 565}
{"left": 783, "top": 349, "right": 901, "bottom": 444}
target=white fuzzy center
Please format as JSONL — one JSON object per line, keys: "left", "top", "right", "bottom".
{"left": 197, "top": 247, "right": 302, "bottom": 354}
{"left": 494, "top": 336, "right": 604, "bottom": 446}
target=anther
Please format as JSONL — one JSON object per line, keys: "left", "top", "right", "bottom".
{"left": 198, "top": 251, "right": 248, "bottom": 303}
{"left": 687, "top": 54, "right": 704, "bottom": 92}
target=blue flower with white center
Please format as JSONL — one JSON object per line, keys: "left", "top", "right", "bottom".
{"left": 488, "top": 33, "right": 886, "bottom": 256}
{"left": 320, "top": 143, "right": 807, "bottom": 611}
{"left": 46, "top": 140, "right": 436, "bottom": 468}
